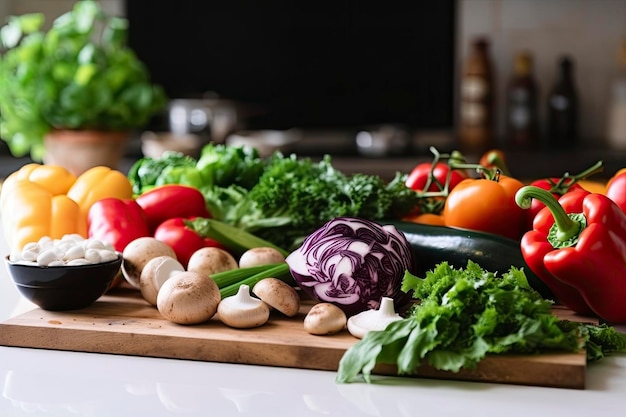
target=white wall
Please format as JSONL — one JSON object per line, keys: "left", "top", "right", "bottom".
{"left": 458, "top": 0, "right": 626, "bottom": 147}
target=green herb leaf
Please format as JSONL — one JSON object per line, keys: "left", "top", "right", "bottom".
{"left": 336, "top": 260, "right": 626, "bottom": 383}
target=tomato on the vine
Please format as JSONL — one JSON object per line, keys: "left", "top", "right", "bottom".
{"left": 405, "top": 162, "right": 467, "bottom": 193}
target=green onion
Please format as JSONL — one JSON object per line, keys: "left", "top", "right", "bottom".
{"left": 218, "top": 263, "right": 292, "bottom": 299}
{"left": 187, "top": 218, "right": 289, "bottom": 257}
{"left": 211, "top": 263, "right": 287, "bottom": 288}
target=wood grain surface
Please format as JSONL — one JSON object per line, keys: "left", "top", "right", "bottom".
{"left": 0, "top": 288, "right": 592, "bottom": 389}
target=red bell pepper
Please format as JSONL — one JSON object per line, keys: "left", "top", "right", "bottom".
{"left": 523, "top": 161, "right": 603, "bottom": 231}
{"left": 154, "top": 217, "right": 226, "bottom": 268}
{"left": 135, "top": 184, "right": 211, "bottom": 232}
{"left": 606, "top": 168, "right": 626, "bottom": 214}
{"left": 516, "top": 186, "right": 626, "bottom": 322}
{"left": 87, "top": 197, "right": 151, "bottom": 252}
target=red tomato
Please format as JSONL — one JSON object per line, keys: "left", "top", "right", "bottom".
{"left": 606, "top": 168, "right": 626, "bottom": 214}
{"left": 443, "top": 175, "right": 525, "bottom": 240}
{"left": 405, "top": 162, "right": 467, "bottom": 192}
{"left": 153, "top": 217, "right": 226, "bottom": 268}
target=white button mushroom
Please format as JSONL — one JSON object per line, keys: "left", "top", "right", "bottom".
{"left": 238, "top": 247, "right": 286, "bottom": 269}
{"left": 122, "top": 237, "right": 177, "bottom": 288}
{"left": 346, "top": 297, "right": 403, "bottom": 339}
{"left": 252, "top": 278, "right": 301, "bottom": 317}
{"left": 156, "top": 271, "right": 221, "bottom": 325}
{"left": 187, "top": 247, "right": 238, "bottom": 277}
{"left": 140, "top": 256, "right": 185, "bottom": 306}
{"left": 217, "top": 284, "right": 270, "bottom": 329}
{"left": 303, "top": 303, "right": 347, "bottom": 335}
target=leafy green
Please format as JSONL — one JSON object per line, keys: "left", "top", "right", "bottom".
{"left": 128, "top": 144, "right": 421, "bottom": 251}
{"left": 0, "top": 0, "right": 167, "bottom": 160}
{"left": 196, "top": 143, "right": 265, "bottom": 190}
{"left": 127, "top": 151, "right": 199, "bottom": 195}
{"left": 128, "top": 144, "right": 266, "bottom": 195}
{"left": 336, "top": 261, "right": 626, "bottom": 383}
{"left": 221, "top": 153, "right": 419, "bottom": 250}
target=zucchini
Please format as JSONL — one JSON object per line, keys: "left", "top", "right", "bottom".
{"left": 387, "top": 220, "right": 555, "bottom": 300}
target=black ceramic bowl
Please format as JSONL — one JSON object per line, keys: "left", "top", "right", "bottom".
{"left": 5, "top": 254, "right": 122, "bottom": 311}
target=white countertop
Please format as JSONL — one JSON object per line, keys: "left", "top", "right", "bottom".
{"left": 2, "top": 217, "right": 626, "bottom": 416}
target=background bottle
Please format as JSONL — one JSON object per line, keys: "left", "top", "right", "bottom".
{"left": 458, "top": 37, "right": 494, "bottom": 154}
{"left": 546, "top": 56, "right": 579, "bottom": 149}
{"left": 506, "top": 51, "right": 539, "bottom": 149}
{"left": 607, "top": 40, "right": 626, "bottom": 150}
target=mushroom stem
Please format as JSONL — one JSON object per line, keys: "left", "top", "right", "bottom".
{"left": 347, "top": 296, "right": 402, "bottom": 339}
{"left": 217, "top": 284, "right": 270, "bottom": 329}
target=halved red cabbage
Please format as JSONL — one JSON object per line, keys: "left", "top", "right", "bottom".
{"left": 286, "top": 217, "right": 416, "bottom": 316}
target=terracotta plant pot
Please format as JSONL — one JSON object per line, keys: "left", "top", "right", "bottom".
{"left": 43, "top": 129, "right": 130, "bottom": 176}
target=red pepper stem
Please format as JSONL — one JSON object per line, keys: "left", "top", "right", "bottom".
{"left": 515, "top": 185, "right": 583, "bottom": 244}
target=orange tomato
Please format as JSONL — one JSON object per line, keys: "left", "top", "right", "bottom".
{"left": 402, "top": 212, "right": 446, "bottom": 226}
{"left": 443, "top": 175, "right": 525, "bottom": 240}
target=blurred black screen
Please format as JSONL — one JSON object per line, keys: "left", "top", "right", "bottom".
{"left": 126, "top": 0, "right": 456, "bottom": 130}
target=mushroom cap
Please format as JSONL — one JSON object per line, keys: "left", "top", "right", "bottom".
{"left": 303, "top": 302, "right": 347, "bottom": 335}
{"left": 187, "top": 247, "right": 238, "bottom": 277}
{"left": 252, "top": 278, "right": 300, "bottom": 317}
{"left": 156, "top": 271, "right": 221, "bottom": 325}
{"left": 139, "top": 255, "right": 184, "bottom": 306}
{"left": 238, "top": 247, "right": 286, "bottom": 269}
{"left": 122, "top": 237, "right": 176, "bottom": 288}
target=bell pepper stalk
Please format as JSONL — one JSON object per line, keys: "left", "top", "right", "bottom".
{"left": 87, "top": 197, "right": 151, "bottom": 252}
{"left": 516, "top": 185, "right": 626, "bottom": 322}
{"left": 153, "top": 217, "right": 226, "bottom": 268}
{"left": 135, "top": 184, "right": 211, "bottom": 232}
{"left": 523, "top": 160, "right": 604, "bottom": 231}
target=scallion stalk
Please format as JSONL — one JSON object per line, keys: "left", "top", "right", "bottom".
{"left": 219, "top": 263, "right": 292, "bottom": 298}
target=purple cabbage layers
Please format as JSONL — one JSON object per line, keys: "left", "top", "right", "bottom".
{"left": 286, "top": 217, "right": 416, "bottom": 316}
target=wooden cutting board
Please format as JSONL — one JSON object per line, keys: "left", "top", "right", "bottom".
{"left": 0, "top": 288, "right": 591, "bottom": 389}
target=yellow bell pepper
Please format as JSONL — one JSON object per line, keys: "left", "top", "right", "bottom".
{"left": 1, "top": 180, "right": 86, "bottom": 252}
{"left": 4, "top": 163, "right": 77, "bottom": 195}
{"left": 1, "top": 164, "right": 133, "bottom": 252}
{"left": 67, "top": 166, "right": 133, "bottom": 220}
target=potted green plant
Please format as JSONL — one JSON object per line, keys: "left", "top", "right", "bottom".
{"left": 0, "top": 0, "right": 167, "bottom": 175}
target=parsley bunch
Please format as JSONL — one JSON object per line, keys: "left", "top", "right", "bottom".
{"left": 337, "top": 261, "right": 626, "bottom": 383}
